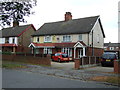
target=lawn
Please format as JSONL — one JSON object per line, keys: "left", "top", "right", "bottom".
{"left": 90, "top": 76, "right": 120, "bottom": 85}
{"left": 2, "top": 61, "right": 28, "bottom": 69}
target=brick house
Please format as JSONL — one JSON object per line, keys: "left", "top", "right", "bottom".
{"left": 0, "top": 22, "right": 36, "bottom": 53}
{"left": 104, "top": 42, "right": 120, "bottom": 58}
{"left": 29, "top": 12, "right": 105, "bottom": 58}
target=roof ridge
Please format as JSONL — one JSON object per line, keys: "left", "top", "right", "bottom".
{"left": 44, "top": 15, "right": 99, "bottom": 24}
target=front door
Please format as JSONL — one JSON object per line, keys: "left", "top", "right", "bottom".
{"left": 78, "top": 49, "right": 83, "bottom": 58}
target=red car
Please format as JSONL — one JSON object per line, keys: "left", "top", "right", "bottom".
{"left": 52, "top": 52, "right": 70, "bottom": 62}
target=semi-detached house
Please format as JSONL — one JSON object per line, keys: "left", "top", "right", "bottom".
{"left": 0, "top": 22, "right": 36, "bottom": 53}
{"left": 29, "top": 12, "right": 105, "bottom": 58}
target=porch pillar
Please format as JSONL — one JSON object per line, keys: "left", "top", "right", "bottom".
{"left": 13, "top": 47, "right": 16, "bottom": 53}
{"left": 83, "top": 47, "right": 86, "bottom": 56}
{"left": 74, "top": 47, "right": 76, "bottom": 58}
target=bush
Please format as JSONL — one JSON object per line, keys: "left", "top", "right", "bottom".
{"left": 2, "top": 52, "right": 12, "bottom": 55}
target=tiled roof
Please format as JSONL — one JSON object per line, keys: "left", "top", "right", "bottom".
{"left": 104, "top": 43, "right": 120, "bottom": 47}
{"left": 29, "top": 41, "right": 86, "bottom": 48}
{"left": 32, "top": 16, "right": 105, "bottom": 38}
{"left": 0, "top": 24, "right": 36, "bottom": 37}
{"left": 0, "top": 44, "right": 18, "bottom": 47}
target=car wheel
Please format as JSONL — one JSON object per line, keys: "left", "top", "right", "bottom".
{"left": 58, "top": 58, "right": 61, "bottom": 63}
{"left": 52, "top": 59, "right": 54, "bottom": 61}
{"left": 101, "top": 63, "right": 106, "bottom": 67}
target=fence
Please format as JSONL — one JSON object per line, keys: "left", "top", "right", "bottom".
{"left": 74, "top": 56, "right": 101, "bottom": 69}
{"left": 2, "top": 53, "right": 51, "bottom": 66}
{"left": 80, "top": 56, "right": 100, "bottom": 65}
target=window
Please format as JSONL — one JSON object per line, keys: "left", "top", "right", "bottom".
{"left": 44, "top": 47, "right": 52, "bottom": 54}
{"left": 63, "top": 35, "right": 71, "bottom": 42}
{"left": 116, "top": 47, "right": 119, "bottom": 50}
{"left": 5, "top": 38, "right": 9, "bottom": 43}
{"left": 78, "top": 34, "right": 82, "bottom": 41}
{"left": 109, "top": 47, "right": 114, "bottom": 50}
{"left": 44, "top": 36, "right": 51, "bottom": 42}
{"left": 0, "top": 38, "right": 5, "bottom": 44}
{"left": 62, "top": 48, "right": 72, "bottom": 57}
{"left": 35, "top": 49, "right": 40, "bottom": 54}
{"left": 13, "top": 38, "right": 15, "bottom": 43}
{"left": 36, "top": 37, "right": 40, "bottom": 42}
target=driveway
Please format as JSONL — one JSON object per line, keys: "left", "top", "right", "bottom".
{"left": 51, "top": 61, "right": 74, "bottom": 70}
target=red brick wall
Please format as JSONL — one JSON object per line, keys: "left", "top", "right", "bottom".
{"left": 87, "top": 47, "right": 104, "bottom": 57}
{"left": 2, "top": 54, "right": 51, "bottom": 66}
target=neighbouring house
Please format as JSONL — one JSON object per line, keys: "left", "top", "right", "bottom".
{"left": 104, "top": 42, "right": 120, "bottom": 58}
{"left": 0, "top": 21, "right": 36, "bottom": 53}
{"left": 29, "top": 12, "right": 105, "bottom": 59}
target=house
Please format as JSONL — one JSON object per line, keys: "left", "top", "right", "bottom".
{"left": 29, "top": 12, "right": 105, "bottom": 58}
{"left": 104, "top": 42, "right": 120, "bottom": 51}
{"left": 104, "top": 42, "right": 120, "bottom": 58}
{"left": 0, "top": 21, "right": 36, "bottom": 53}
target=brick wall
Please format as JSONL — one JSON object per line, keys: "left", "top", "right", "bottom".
{"left": 2, "top": 54, "right": 51, "bottom": 66}
{"left": 87, "top": 47, "right": 104, "bottom": 57}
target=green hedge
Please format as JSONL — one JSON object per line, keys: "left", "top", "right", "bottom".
{"left": 1, "top": 52, "right": 12, "bottom": 55}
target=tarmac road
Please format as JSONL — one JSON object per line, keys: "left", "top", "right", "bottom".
{"left": 2, "top": 69, "right": 119, "bottom": 88}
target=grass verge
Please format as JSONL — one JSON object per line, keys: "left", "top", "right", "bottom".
{"left": 89, "top": 76, "right": 120, "bottom": 85}
{"left": 2, "top": 61, "right": 28, "bottom": 69}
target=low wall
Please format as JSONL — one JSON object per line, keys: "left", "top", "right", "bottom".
{"left": 2, "top": 54, "right": 51, "bottom": 66}
{"left": 74, "top": 56, "right": 101, "bottom": 69}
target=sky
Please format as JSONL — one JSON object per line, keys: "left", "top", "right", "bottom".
{"left": 1, "top": 0, "right": 120, "bottom": 43}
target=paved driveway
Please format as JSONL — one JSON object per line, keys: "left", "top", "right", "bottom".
{"left": 51, "top": 61, "right": 74, "bottom": 70}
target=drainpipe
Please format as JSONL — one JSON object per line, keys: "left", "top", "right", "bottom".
{"left": 92, "top": 30, "right": 94, "bottom": 56}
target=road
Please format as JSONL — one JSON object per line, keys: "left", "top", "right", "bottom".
{"left": 2, "top": 69, "right": 119, "bottom": 88}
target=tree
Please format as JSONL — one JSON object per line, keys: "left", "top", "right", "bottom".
{"left": 0, "top": 0, "right": 37, "bottom": 27}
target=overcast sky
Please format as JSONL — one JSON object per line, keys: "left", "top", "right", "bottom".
{"left": 9, "top": 0, "right": 120, "bottom": 43}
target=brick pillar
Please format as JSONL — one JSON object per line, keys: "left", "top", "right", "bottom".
{"left": 114, "top": 60, "right": 120, "bottom": 73}
{"left": 74, "top": 58, "right": 80, "bottom": 69}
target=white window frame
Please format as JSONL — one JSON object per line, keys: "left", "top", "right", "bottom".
{"left": 9, "top": 37, "right": 18, "bottom": 44}
{"left": 36, "top": 37, "right": 40, "bottom": 42}
{"left": 0, "top": 38, "right": 5, "bottom": 44}
{"left": 44, "top": 47, "right": 52, "bottom": 54}
{"left": 109, "top": 47, "right": 114, "bottom": 50}
{"left": 62, "top": 48, "right": 72, "bottom": 57}
{"left": 44, "top": 36, "right": 52, "bottom": 42}
{"left": 78, "top": 34, "right": 82, "bottom": 41}
{"left": 63, "top": 35, "right": 71, "bottom": 42}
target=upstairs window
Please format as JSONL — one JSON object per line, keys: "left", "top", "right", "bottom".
{"left": 5, "top": 38, "right": 9, "bottom": 43}
{"left": 63, "top": 35, "right": 71, "bottom": 42}
{"left": 109, "top": 47, "right": 114, "bottom": 50}
{"left": 78, "top": 34, "right": 82, "bottom": 41}
{"left": 44, "top": 36, "right": 52, "bottom": 42}
{"left": 36, "top": 37, "right": 40, "bottom": 42}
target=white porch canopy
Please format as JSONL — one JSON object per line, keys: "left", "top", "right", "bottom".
{"left": 74, "top": 41, "right": 86, "bottom": 58}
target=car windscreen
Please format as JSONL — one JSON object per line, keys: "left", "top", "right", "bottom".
{"left": 102, "top": 54, "right": 116, "bottom": 59}
{"left": 62, "top": 54, "right": 68, "bottom": 58}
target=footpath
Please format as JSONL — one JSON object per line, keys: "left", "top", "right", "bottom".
{"left": 13, "top": 62, "right": 120, "bottom": 87}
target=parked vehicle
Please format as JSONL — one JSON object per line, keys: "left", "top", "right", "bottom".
{"left": 101, "top": 52, "right": 117, "bottom": 67}
{"left": 51, "top": 52, "right": 70, "bottom": 62}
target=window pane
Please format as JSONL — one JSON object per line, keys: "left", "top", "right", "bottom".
{"left": 79, "top": 34, "right": 82, "bottom": 41}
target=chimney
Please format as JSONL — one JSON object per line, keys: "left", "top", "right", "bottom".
{"left": 65, "top": 12, "right": 72, "bottom": 21}
{"left": 13, "top": 21, "right": 19, "bottom": 27}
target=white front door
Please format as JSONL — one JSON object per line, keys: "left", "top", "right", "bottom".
{"left": 78, "top": 49, "right": 83, "bottom": 58}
